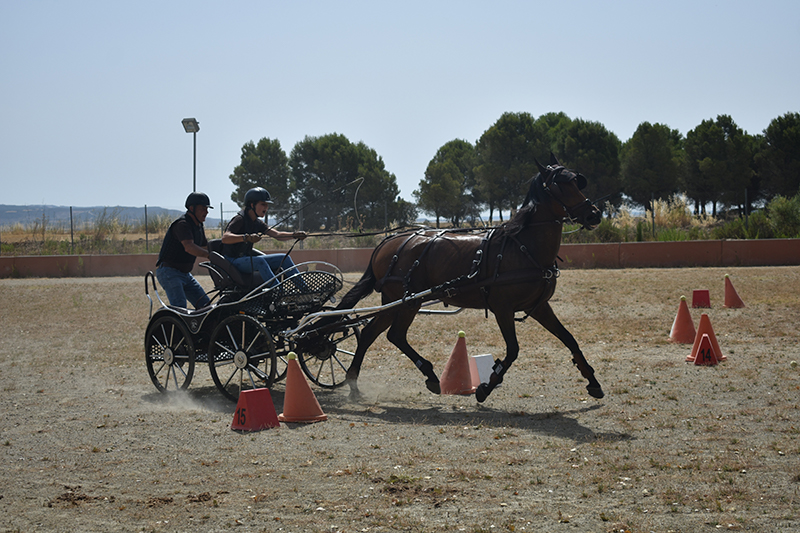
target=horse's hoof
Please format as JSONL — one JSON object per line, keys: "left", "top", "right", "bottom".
{"left": 587, "top": 385, "right": 604, "bottom": 399}
{"left": 475, "top": 383, "right": 490, "bottom": 403}
{"left": 348, "top": 388, "right": 364, "bottom": 401}
{"left": 346, "top": 379, "right": 363, "bottom": 401}
{"left": 425, "top": 379, "right": 441, "bottom": 395}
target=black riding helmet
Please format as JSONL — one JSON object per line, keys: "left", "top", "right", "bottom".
{"left": 185, "top": 192, "right": 214, "bottom": 210}
{"left": 243, "top": 187, "right": 274, "bottom": 209}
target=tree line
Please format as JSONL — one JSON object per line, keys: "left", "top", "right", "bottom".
{"left": 228, "top": 134, "right": 414, "bottom": 231}
{"left": 228, "top": 111, "right": 800, "bottom": 231}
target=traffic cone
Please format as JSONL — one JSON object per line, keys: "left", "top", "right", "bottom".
{"left": 692, "top": 289, "right": 711, "bottom": 308}
{"left": 724, "top": 274, "right": 745, "bottom": 308}
{"left": 440, "top": 331, "right": 477, "bottom": 395}
{"left": 278, "top": 352, "right": 327, "bottom": 423}
{"left": 669, "top": 296, "right": 696, "bottom": 344}
{"left": 686, "top": 313, "right": 726, "bottom": 363}
{"left": 693, "top": 334, "right": 719, "bottom": 366}
{"left": 231, "top": 388, "right": 280, "bottom": 431}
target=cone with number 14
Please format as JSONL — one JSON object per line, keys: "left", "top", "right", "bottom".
{"left": 686, "top": 313, "right": 726, "bottom": 363}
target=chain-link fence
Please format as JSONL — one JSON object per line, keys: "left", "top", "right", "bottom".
{"left": 0, "top": 204, "right": 384, "bottom": 256}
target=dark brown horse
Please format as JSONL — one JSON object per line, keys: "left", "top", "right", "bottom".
{"left": 336, "top": 154, "right": 604, "bottom": 403}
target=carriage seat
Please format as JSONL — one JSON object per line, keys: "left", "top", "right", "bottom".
{"left": 200, "top": 239, "right": 264, "bottom": 293}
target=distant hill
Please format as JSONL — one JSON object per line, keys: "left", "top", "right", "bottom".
{"left": 0, "top": 205, "right": 225, "bottom": 228}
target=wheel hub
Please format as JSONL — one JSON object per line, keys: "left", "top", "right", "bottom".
{"left": 163, "top": 347, "right": 174, "bottom": 366}
{"left": 233, "top": 350, "right": 249, "bottom": 369}
{"left": 308, "top": 339, "right": 335, "bottom": 361}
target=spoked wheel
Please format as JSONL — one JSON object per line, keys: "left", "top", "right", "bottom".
{"left": 145, "top": 314, "right": 196, "bottom": 392}
{"left": 296, "top": 318, "right": 360, "bottom": 388}
{"left": 207, "top": 314, "right": 277, "bottom": 402}
{"left": 273, "top": 346, "right": 289, "bottom": 383}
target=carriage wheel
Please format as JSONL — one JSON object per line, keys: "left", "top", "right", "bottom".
{"left": 207, "top": 314, "right": 277, "bottom": 402}
{"left": 145, "top": 314, "right": 196, "bottom": 393}
{"left": 297, "top": 318, "right": 360, "bottom": 388}
{"left": 273, "top": 347, "right": 289, "bottom": 383}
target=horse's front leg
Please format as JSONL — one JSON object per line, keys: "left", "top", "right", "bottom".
{"left": 529, "top": 302, "right": 604, "bottom": 399}
{"left": 475, "top": 310, "right": 519, "bottom": 403}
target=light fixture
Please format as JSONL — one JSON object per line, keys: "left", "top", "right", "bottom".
{"left": 181, "top": 118, "right": 199, "bottom": 133}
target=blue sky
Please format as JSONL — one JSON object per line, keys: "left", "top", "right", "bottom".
{"left": 1, "top": 1, "right": 798, "bottom": 214}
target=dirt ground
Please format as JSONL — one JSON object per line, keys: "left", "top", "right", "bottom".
{"left": 1, "top": 266, "right": 799, "bottom": 533}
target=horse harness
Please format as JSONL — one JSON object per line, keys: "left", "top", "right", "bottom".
{"left": 374, "top": 227, "right": 561, "bottom": 317}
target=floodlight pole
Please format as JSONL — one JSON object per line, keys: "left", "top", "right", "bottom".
{"left": 181, "top": 118, "right": 200, "bottom": 192}
{"left": 192, "top": 130, "right": 196, "bottom": 192}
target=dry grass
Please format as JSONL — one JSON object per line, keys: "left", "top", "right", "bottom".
{"left": 1, "top": 266, "right": 799, "bottom": 532}
{"left": 0, "top": 227, "right": 386, "bottom": 255}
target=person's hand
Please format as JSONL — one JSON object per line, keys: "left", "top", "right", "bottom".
{"left": 244, "top": 233, "right": 262, "bottom": 243}
{"left": 292, "top": 231, "right": 308, "bottom": 240}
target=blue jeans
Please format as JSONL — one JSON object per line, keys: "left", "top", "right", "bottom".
{"left": 156, "top": 266, "right": 210, "bottom": 309}
{"left": 229, "top": 254, "right": 302, "bottom": 288}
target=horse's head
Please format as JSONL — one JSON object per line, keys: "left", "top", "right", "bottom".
{"left": 530, "top": 154, "right": 602, "bottom": 230}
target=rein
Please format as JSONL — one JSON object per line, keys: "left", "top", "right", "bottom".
{"left": 304, "top": 224, "right": 418, "bottom": 238}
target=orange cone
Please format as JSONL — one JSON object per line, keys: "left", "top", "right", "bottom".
{"left": 692, "top": 289, "right": 711, "bottom": 308}
{"left": 440, "top": 331, "right": 477, "bottom": 395}
{"left": 686, "top": 313, "right": 726, "bottom": 362}
{"left": 278, "top": 352, "right": 327, "bottom": 423}
{"left": 693, "top": 334, "right": 719, "bottom": 366}
{"left": 669, "top": 296, "right": 696, "bottom": 344}
{"left": 231, "top": 388, "right": 280, "bottom": 431}
{"left": 724, "top": 274, "right": 745, "bottom": 308}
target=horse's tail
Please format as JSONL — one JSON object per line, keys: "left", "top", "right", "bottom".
{"left": 336, "top": 261, "right": 377, "bottom": 310}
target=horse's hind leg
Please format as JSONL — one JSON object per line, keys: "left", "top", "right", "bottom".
{"left": 530, "top": 302, "right": 604, "bottom": 399}
{"left": 346, "top": 312, "right": 394, "bottom": 398}
{"left": 475, "top": 310, "right": 519, "bottom": 403}
{"left": 385, "top": 307, "right": 441, "bottom": 394}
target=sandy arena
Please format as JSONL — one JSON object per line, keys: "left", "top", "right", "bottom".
{"left": 1, "top": 266, "right": 799, "bottom": 532}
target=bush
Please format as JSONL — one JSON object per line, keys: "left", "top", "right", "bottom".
{"left": 656, "top": 228, "right": 689, "bottom": 241}
{"left": 768, "top": 194, "right": 800, "bottom": 237}
{"left": 595, "top": 218, "right": 625, "bottom": 243}
{"left": 712, "top": 210, "right": 774, "bottom": 240}
{"left": 652, "top": 196, "right": 694, "bottom": 228}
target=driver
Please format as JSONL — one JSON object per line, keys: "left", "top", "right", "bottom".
{"left": 155, "top": 192, "right": 213, "bottom": 309}
{"left": 221, "top": 187, "right": 307, "bottom": 287}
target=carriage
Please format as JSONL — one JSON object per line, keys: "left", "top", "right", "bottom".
{"left": 143, "top": 243, "right": 363, "bottom": 402}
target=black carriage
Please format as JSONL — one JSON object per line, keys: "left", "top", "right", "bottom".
{"left": 144, "top": 242, "right": 361, "bottom": 402}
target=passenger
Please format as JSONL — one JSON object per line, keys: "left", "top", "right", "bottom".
{"left": 221, "top": 187, "right": 307, "bottom": 287}
{"left": 155, "top": 192, "right": 213, "bottom": 309}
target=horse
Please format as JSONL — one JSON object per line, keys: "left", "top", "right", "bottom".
{"left": 335, "top": 154, "right": 605, "bottom": 403}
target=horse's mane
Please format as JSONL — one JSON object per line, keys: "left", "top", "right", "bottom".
{"left": 499, "top": 173, "right": 544, "bottom": 236}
